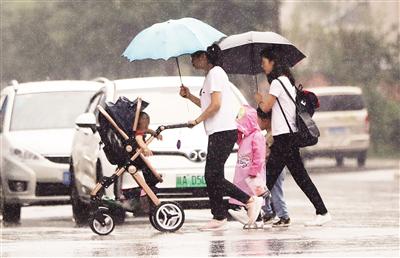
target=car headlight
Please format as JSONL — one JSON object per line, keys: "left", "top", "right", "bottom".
{"left": 10, "top": 147, "right": 41, "bottom": 161}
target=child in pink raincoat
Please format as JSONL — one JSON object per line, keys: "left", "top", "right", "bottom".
{"left": 228, "top": 105, "right": 269, "bottom": 227}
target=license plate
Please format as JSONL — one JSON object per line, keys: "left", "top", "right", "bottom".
{"left": 328, "top": 127, "right": 346, "bottom": 134}
{"left": 63, "top": 171, "right": 71, "bottom": 186}
{"left": 176, "top": 174, "right": 206, "bottom": 188}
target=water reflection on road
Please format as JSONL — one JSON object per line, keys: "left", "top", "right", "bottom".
{"left": 1, "top": 167, "right": 399, "bottom": 257}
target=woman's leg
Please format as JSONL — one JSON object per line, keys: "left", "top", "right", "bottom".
{"left": 266, "top": 137, "right": 287, "bottom": 191}
{"left": 205, "top": 130, "right": 250, "bottom": 220}
{"left": 285, "top": 144, "right": 328, "bottom": 215}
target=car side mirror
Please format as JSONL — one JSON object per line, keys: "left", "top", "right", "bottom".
{"left": 75, "top": 113, "right": 97, "bottom": 133}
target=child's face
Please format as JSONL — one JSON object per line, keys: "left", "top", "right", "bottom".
{"left": 138, "top": 115, "right": 150, "bottom": 130}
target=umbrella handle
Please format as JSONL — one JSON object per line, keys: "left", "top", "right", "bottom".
{"left": 254, "top": 74, "right": 259, "bottom": 93}
{"left": 175, "top": 57, "right": 183, "bottom": 85}
{"left": 250, "top": 44, "right": 259, "bottom": 94}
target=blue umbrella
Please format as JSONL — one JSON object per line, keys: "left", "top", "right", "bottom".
{"left": 122, "top": 17, "right": 226, "bottom": 83}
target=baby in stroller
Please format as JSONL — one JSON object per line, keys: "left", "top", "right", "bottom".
{"left": 89, "top": 96, "right": 187, "bottom": 235}
{"left": 118, "top": 111, "right": 163, "bottom": 214}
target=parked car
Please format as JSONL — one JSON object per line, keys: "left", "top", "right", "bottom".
{"left": 70, "top": 76, "right": 248, "bottom": 224}
{"left": 301, "top": 86, "right": 370, "bottom": 167}
{"left": 0, "top": 80, "right": 103, "bottom": 223}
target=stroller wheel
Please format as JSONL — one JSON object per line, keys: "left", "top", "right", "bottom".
{"left": 150, "top": 201, "right": 185, "bottom": 232}
{"left": 89, "top": 207, "right": 115, "bottom": 235}
{"left": 149, "top": 211, "right": 160, "bottom": 231}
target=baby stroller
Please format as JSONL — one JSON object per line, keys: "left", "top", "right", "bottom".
{"left": 89, "top": 96, "right": 189, "bottom": 235}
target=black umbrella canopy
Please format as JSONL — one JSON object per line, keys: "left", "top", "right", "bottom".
{"left": 219, "top": 31, "right": 306, "bottom": 75}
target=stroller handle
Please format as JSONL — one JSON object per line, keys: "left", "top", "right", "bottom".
{"left": 162, "top": 123, "right": 191, "bottom": 130}
{"left": 155, "top": 123, "right": 190, "bottom": 135}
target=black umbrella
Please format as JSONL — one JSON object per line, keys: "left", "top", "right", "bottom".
{"left": 219, "top": 31, "right": 306, "bottom": 75}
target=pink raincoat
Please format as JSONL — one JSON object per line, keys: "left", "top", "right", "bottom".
{"left": 229, "top": 105, "right": 266, "bottom": 206}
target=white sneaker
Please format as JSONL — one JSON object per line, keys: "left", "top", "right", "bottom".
{"left": 246, "top": 196, "right": 263, "bottom": 224}
{"left": 228, "top": 207, "right": 248, "bottom": 225}
{"left": 198, "top": 219, "right": 228, "bottom": 231}
{"left": 304, "top": 212, "right": 332, "bottom": 226}
{"left": 243, "top": 221, "right": 264, "bottom": 230}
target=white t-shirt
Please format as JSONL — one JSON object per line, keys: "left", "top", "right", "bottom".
{"left": 200, "top": 66, "right": 237, "bottom": 135}
{"left": 269, "top": 76, "right": 298, "bottom": 136}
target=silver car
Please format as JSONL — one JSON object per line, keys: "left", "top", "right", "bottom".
{"left": 0, "top": 80, "right": 102, "bottom": 223}
{"left": 301, "top": 86, "right": 370, "bottom": 167}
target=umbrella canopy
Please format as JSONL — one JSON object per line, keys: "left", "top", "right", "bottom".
{"left": 219, "top": 31, "right": 306, "bottom": 75}
{"left": 122, "top": 17, "right": 226, "bottom": 61}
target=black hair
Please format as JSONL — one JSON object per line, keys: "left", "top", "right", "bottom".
{"left": 206, "top": 43, "right": 222, "bottom": 66}
{"left": 139, "top": 111, "right": 149, "bottom": 120}
{"left": 191, "top": 50, "right": 206, "bottom": 58}
{"left": 260, "top": 48, "right": 296, "bottom": 86}
{"left": 256, "top": 106, "right": 272, "bottom": 120}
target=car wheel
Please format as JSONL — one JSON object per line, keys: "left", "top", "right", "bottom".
{"left": 357, "top": 151, "right": 367, "bottom": 167}
{"left": 0, "top": 177, "right": 21, "bottom": 224}
{"left": 2, "top": 203, "right": 21, "bottom": 224}
{"left": 70, "top": 159, "right": 90, "bottom": 226}
{"left": 109, "top": 206, "right": 126, "bottom": 224}
{"left": 335, "top": 156, "right": 344, "bottom": 167}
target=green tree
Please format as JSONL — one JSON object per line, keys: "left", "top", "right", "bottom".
{"left": 1, "top": 0, "right": 280, "bottom": 84}
{"left": 286, "top": 13, "right": 399, "bottom": 155}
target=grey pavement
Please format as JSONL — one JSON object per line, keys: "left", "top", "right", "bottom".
{"left": 1, "top": 160, "right": 399, "bottom": 257}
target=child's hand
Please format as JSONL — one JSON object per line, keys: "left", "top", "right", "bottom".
{"left": 142, "top": 147, "right": 153, "bottom": 156}
{"left": 156, "top": 134, "right": 163, "bottom": 141}
{"left": 265, "top": 147, "right": 271, "bottom": 160}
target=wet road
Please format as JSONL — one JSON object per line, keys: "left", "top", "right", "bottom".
{"left": 1, "top": 159, "right": 399, "bottom": 257}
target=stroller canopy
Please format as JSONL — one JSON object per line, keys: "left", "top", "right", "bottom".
{"left": 106, "top": 96, "right": 149, "bottom": 135}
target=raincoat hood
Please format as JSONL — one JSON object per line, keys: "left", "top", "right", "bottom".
{"left": 236, "top": 105, "right": 261, "bottom": 140}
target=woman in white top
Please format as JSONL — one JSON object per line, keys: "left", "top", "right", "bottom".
{"left": 255, "top": 48, "right": 331, "bottom": 226}
{"left": 180, "top": 44, "right": 263, "bottom": 231}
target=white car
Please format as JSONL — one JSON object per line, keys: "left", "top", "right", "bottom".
{"left": 0, "top": 80, "right": 103, "bottom": 223}
{"left": 70, "top": 76, "right": 247, "bottom": 224}
{"left": 301, "top": 86, "right": 370, "bottom": 167}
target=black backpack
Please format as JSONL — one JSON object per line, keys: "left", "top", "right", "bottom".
{"left": 276, "top": 78, "right": 320, "bottom": 148}
{"left": 295, "top": 85, "right": 320, "bottom": 117}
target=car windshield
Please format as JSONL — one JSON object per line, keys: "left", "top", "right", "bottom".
{"left": 317, "top": 94, "right": 365, "bottom": 112}
{"left": 11, "top": 91, "right": 94, "bottom": 130}
{"left": 117, "top": 87, "right": 242, "bottom": 125}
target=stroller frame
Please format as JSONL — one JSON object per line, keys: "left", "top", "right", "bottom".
{"left": 88, "top": 98, "right": 188, "bottom": 235}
